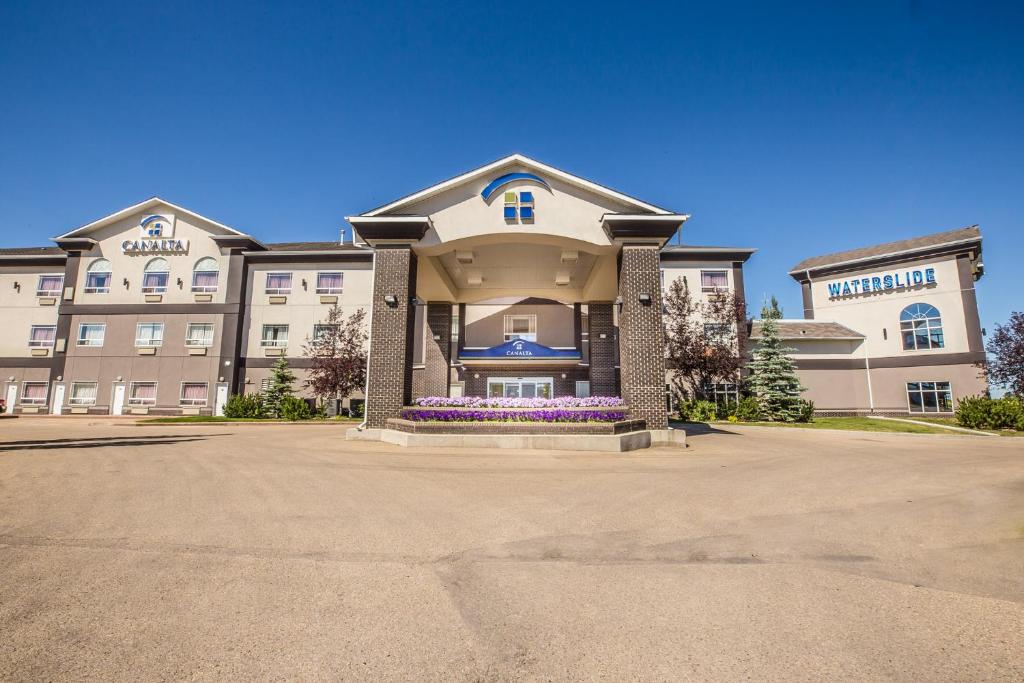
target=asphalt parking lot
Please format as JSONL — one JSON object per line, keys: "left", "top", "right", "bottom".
{"left": 0, "top": 418, "right": 1022, "bottom": 681}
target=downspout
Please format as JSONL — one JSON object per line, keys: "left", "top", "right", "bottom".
{"left": 357, "top": 247, "right": 377, "bottom": 430}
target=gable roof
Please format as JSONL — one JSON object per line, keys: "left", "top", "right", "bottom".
{"left": 54, "top": 197, "right": 251, "bottom": 240}
{"left": 0, "top": 245, "right": 64, "bottom": 256}
{"left": 359, "top": 154, "right": 673, "bottom": 217}
{"left": 749, "top": 320, "right": 865, "bottom": 341}
{"left": 789, "top": 226, "right": 981, "bottom": 275}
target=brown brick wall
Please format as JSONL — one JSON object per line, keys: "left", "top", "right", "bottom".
{"left": 587, "top": 302, "right": 617, "bottom": 396}
{"left": 418, "top": 302, "right": 452, "bottom": 398}
{"left": 618, "top": 246, "right": 668, "bottom": 430}
{"left": 365, "top": 246, "right": 418, "bottom": 428}
{"left": 459, "top": 365, "right": 589, "bottom": 398}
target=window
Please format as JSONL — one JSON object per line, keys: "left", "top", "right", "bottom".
{"left": 504, "top": 314, "right": 537, "bottom": 342}
{"left": 703, "top": 323, "right": 731, "bottom": 339}
{"left": 84, "top": 259, "right": 112, "bottom": 293}
{"left": 700, "top": 270, "right": 729, "bottom": 292}
{"left": 315, "top": 271, "right": 343, "bottom": 294}
{"left": 312, "top": 324, "right": 337, "bottom": 341}
{"left": 20, "top": 382, "right": 48, "bottom": 405}
{"left": 704, "top": 382, "right": 740, "bottom": 405}
{"left": 142, "top": 258, "right": 170, "bottom": 293}
{"left": 191, "top": 257, "right": 219, "bottom": 293}
{"left": 907, "top": 381, "right": 953, "bottom": 413}
{"left": 180, "top": 382, "right": 208, "bottom": 407}
{"left": 76, "top": 323, "right": 106, "bottom": 347}
{"left": 135, "top": 322, "right": 164, "bottom": 347}
{"left": 575, "top": 380, "right": 591, "bottom": 398}
{"left": 265, "top": 272, "right": 292, "bottom": 294}
{"left": 28, "top": 325, "right": 56, "bottom": 348}
{"left": 128, "top": 382, "right": 157, "bottom": 406}
{"left": 69, "top": 382, "right": 98, "bottom": 406}
{"left": 36, "top": 274, "right": 64, "bottom": 297}
{"left": 487, "top": 377, "right": 553, "bottom": 399}
{"left": 900, "top": 304, "right": 944, "bottom": 350}
{"left": 185, "top": 323, "right": 214, "bottom": 347}
{"left": 261, "top": 324, "right": 289, "bottom": 347}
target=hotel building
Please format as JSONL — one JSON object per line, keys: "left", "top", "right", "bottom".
{"left": 0, "top": 155, "right": 986, "bottom": 423}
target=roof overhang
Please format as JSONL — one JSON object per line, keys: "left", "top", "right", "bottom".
{"left": 53, "top": 237, "right": 98, "bottom": 252}
{"left": 788, "top": 235, "right": 983, "bottom": 281}
{"left": 54, "top": 196, "right": 251, "bottom": 240}
{"left": 661, "top": 246, "right": 757, "bottom": 263}
{"left": 346, "top": 216, "right": 432, "bottom": 246}
{"left": 0, "top": 253, "right": 67, "bottom": 265}
{"left": 211, "top": 234, "right": 267, "bottom": 251}
{"left": 601, "top": 214, "right": 689, "bottom": 245}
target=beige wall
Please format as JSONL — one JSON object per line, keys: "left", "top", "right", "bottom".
{"left": 661, "top": 261, "right": 739, "bottom": 306}
{"left": 242, "top": 260, "right": 373, "bottom": 358}
{"left": 0, "top": 264, "right": 62, "bottom": 358}
{"left": 868, "top": 364, "right": 986, "bottom": 412}
{"left": 463, "top": 301, "right": 576, "bottom": 349}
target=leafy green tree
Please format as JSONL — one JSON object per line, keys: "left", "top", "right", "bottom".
{"left": 264, "top": 356, "right": 297, "bottom": 418}
{"left": 980, "top": 311, "right": 1024, "bottom": 397}
{"left": 747, "top": 315, "right": 806, "bottom": 421}
{"left": 761, "top": 295, "right": 783, "bottom": 320}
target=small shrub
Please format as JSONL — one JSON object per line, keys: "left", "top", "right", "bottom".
{"left": 715, "top": 399, "right": 738, "bottom": 420}
{"left": 223, "top": 393, "right": 266, "bottom": 419}
{"left": 678, "top": 399, "right": 718, "bottom": 422}
{"left": 955, "top": 395, "right": 1023, "bottom": 431}
{"left": 279, "top": 395, "right": 311, "bottom": 421}
{"left": 796, "top": 399, "right": 815, "bottom": 423}
{"left": 735, "top": 396, "right": 761, "bottom": 422}
{"left": 349, "top": 400, "right": 365, "bottom": 418}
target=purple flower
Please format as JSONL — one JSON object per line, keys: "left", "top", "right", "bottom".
{"left": 411, "top": 396, "right": 625, "bottom": 409}
{"left": 399, "top": 406, "right": 626, "bottom": 423}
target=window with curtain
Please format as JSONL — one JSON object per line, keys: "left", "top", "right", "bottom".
{"left": 907, "top": 381, "right": 953, "bottom": 412}
{"left": 129, "top": 382, "right": 158, "bottom": 406}
{"left": 76, "top": 323, "right": 106, "bottom": 347}
{"left": 180, "top": 382, "right": 208, "bottom": 406}
{"left": 261, "top": 324, "right": 289, "bottom": 347}
{"left": 36, "top": 274, "right": 64, "bottom": 296}
{"left": 28, "top": 325, "right": 56, "bottom": 347}
{"left": 84, "top": 259, "right": 112, "bottom": 293}
{"left": 700, "top": 270, "right": 729, "bottom": 292}
{"left": 315, "top": 271, "right": 343, "bottom": 294}
{"left": 20, "top": 382, "right": 48, "bottom": 405}
{"left": 142, "top": 258, "right": 170, "bottom": 293}
{"left": 185, "top": 323, "right": 214, "bottom": 347}
{"left": 135, "top": 323, "right": 164, "bottom": 347}
{"left": 503, "top": 315, "right": 537, "bottom": 342}
{"left": 191, "top": 257, "right": 219, "bottom": 293}
{"left": 900, "top": 303, "right": 944, "bottom": 350}
{"left": 70, "top": 382, "right": 98, "bottom": 405}
{"left": 265, "top": 272, "right": 292, "bottom": 294}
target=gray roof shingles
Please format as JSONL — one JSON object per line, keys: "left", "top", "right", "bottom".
{"left": 750, "top": 320, "right": 865, "bottom": 340}
{"left": 0, "top": 246, "right": 64, "bottom": 256}
{"left": 789, "top": 226, "right": 980, "bottom": 274}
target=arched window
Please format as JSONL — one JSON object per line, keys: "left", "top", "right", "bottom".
{"left": 900, "top": 303, "right": 944, "bottom": 350}
{"left": 84, "top": 258, "right": 112, "bottom": 293}
{"left": 192, "top": 257, "right": 219, "bottom": 293}
{"left": 142, "top": 257, "right": 170, "bottom": 294}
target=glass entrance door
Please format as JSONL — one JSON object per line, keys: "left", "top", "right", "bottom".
{"left": 488, "top": 377, "right": 554, "bottom": 399}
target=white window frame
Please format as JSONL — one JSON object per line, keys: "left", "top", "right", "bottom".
{"left": 191, "top": 257, "right": 220, "bottom": 293}
{"left": 69, "top": 381, "right": 98, "bottom": 406}
{"left": 487, "top": 376, "right": 554, "bottom": 399}
{"left": 264, "top": 272, "right": 293, "bottom": 295}
{"left": 180, "top": 382, "right": 209, "bottom": 407}
{"left": 76, "top": 323, "right": 106, "bottom": 347}
{"left": 503, "top": 314, "right": 537, "bottom": 342}
{"left": 19, "top": 382, "right": 49, "bottom": 405}
{"left": 28, "top": 325, "right": 57, "bottom": 348}
{"left": 575, "top": 380, "right": 591, "bottom": 398}
{"left": 128, "top": 381, "right": 158, "bottom": 406}
{"left": 84, "top": 259, "right": 112, "bottom": 294}
{"left": 185, "top": 322, "right": 215, "bottom": 347}
{"left": 700, "top": 270, "right": 729, "bottom": 293}
{"left": 142, "top": 258, "right": 170, "bottom": 294}
{"left": 315, "top": 271, "right": 343, "bottom": 295}
{"left": 36, "top": 273, "right": 64, "bottom": 297}
{"left": 135, "top": 322, "right": 165, "bottom": 347}
{"left": 261, "top": 324, "right": 289, "bottom": 347}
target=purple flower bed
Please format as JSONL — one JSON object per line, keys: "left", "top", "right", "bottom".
{"left": 412, "top": 396, "right": 625, "bottom": 408}
{"left": 400, "top": 408, "right": 627, "bottom": 423}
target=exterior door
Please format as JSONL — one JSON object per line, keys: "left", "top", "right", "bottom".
{"left": 52, "top": 383, "right": 65, "bottom": 415}
{"left": 111, "top": 383, "right": 126, "bottom": 416}
{"left": 215, "top": 383, "right": 229, "bottom": 416}
{"left": 5, "top": 384, "right": 16, "bottom": 413}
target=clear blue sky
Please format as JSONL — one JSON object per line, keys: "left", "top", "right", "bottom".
{"left": 1, "top": 1, "right": 1021, "bottom": 329}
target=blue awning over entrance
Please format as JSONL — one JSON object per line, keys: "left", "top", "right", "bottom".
{"left": 459, "top": 339, "right": 581, "bottom": 361}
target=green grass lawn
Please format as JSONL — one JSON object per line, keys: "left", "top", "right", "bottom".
{"left": 140, "top": 416, "right": 362, "bottom": 424}
{"left": 908, "top": 416, "right": 1024, "bottom": 437}
{"left": 701, "top": 416, "right": 960, "bottom": 435}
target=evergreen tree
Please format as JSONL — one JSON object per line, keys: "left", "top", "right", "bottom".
{"left": 264, "top": 357, "right": 297, "bottom": 418}
{"left": 747, "top": 315, "right": 806, "bottom": 421}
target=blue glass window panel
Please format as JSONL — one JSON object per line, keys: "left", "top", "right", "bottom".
{"left": 519, "top": 191, "right": 534, "bottom": 204}
{"left": 503, "top": 206, "right": 517, "bottom": 220}
{"left": 519, "top": 206, "right": 534, "bottom": 219}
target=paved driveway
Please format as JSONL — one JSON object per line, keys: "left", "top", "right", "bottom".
{"left": 0, "top": 419, "right": 1022, "bottom": 680}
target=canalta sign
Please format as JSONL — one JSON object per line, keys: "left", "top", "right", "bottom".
{"left": 827, "top": 267, "right": 936, "bottom": 298}
{"left": 121, "top": 238, "right": 190, "bottom": 254}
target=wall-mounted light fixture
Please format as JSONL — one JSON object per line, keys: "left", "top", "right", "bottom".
{"left": 302, "top": 278, "right": 308, "bottom": 290}
{"left": 638, "top": 293, "right": 652, "bottom": 305}
{"left": 614, "top": 295, "right": 624, "bottom": 312}
{"left": 383, "top": 294, "right": 398, "bottom": 307}
{"left": 123, "top": 277, "right": 130, "bottom": 288}
{"left": 176, "top": 277, "right": 184, "bottom": 288}
{"left": 13, "top": 281, "right": 20, "bottom": 291}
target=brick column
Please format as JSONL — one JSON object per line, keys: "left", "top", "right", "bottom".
{"left": 365, "top": 246, "right": 418, "bottom": 428}
{"left": 422, "top": 302, "right": 452, "bottom": 397}
{"left": 617, "top": 246, "right": 668, "bottom": 430}
{"left": 588, "top": 302, "right": 617, "bottom": 397}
